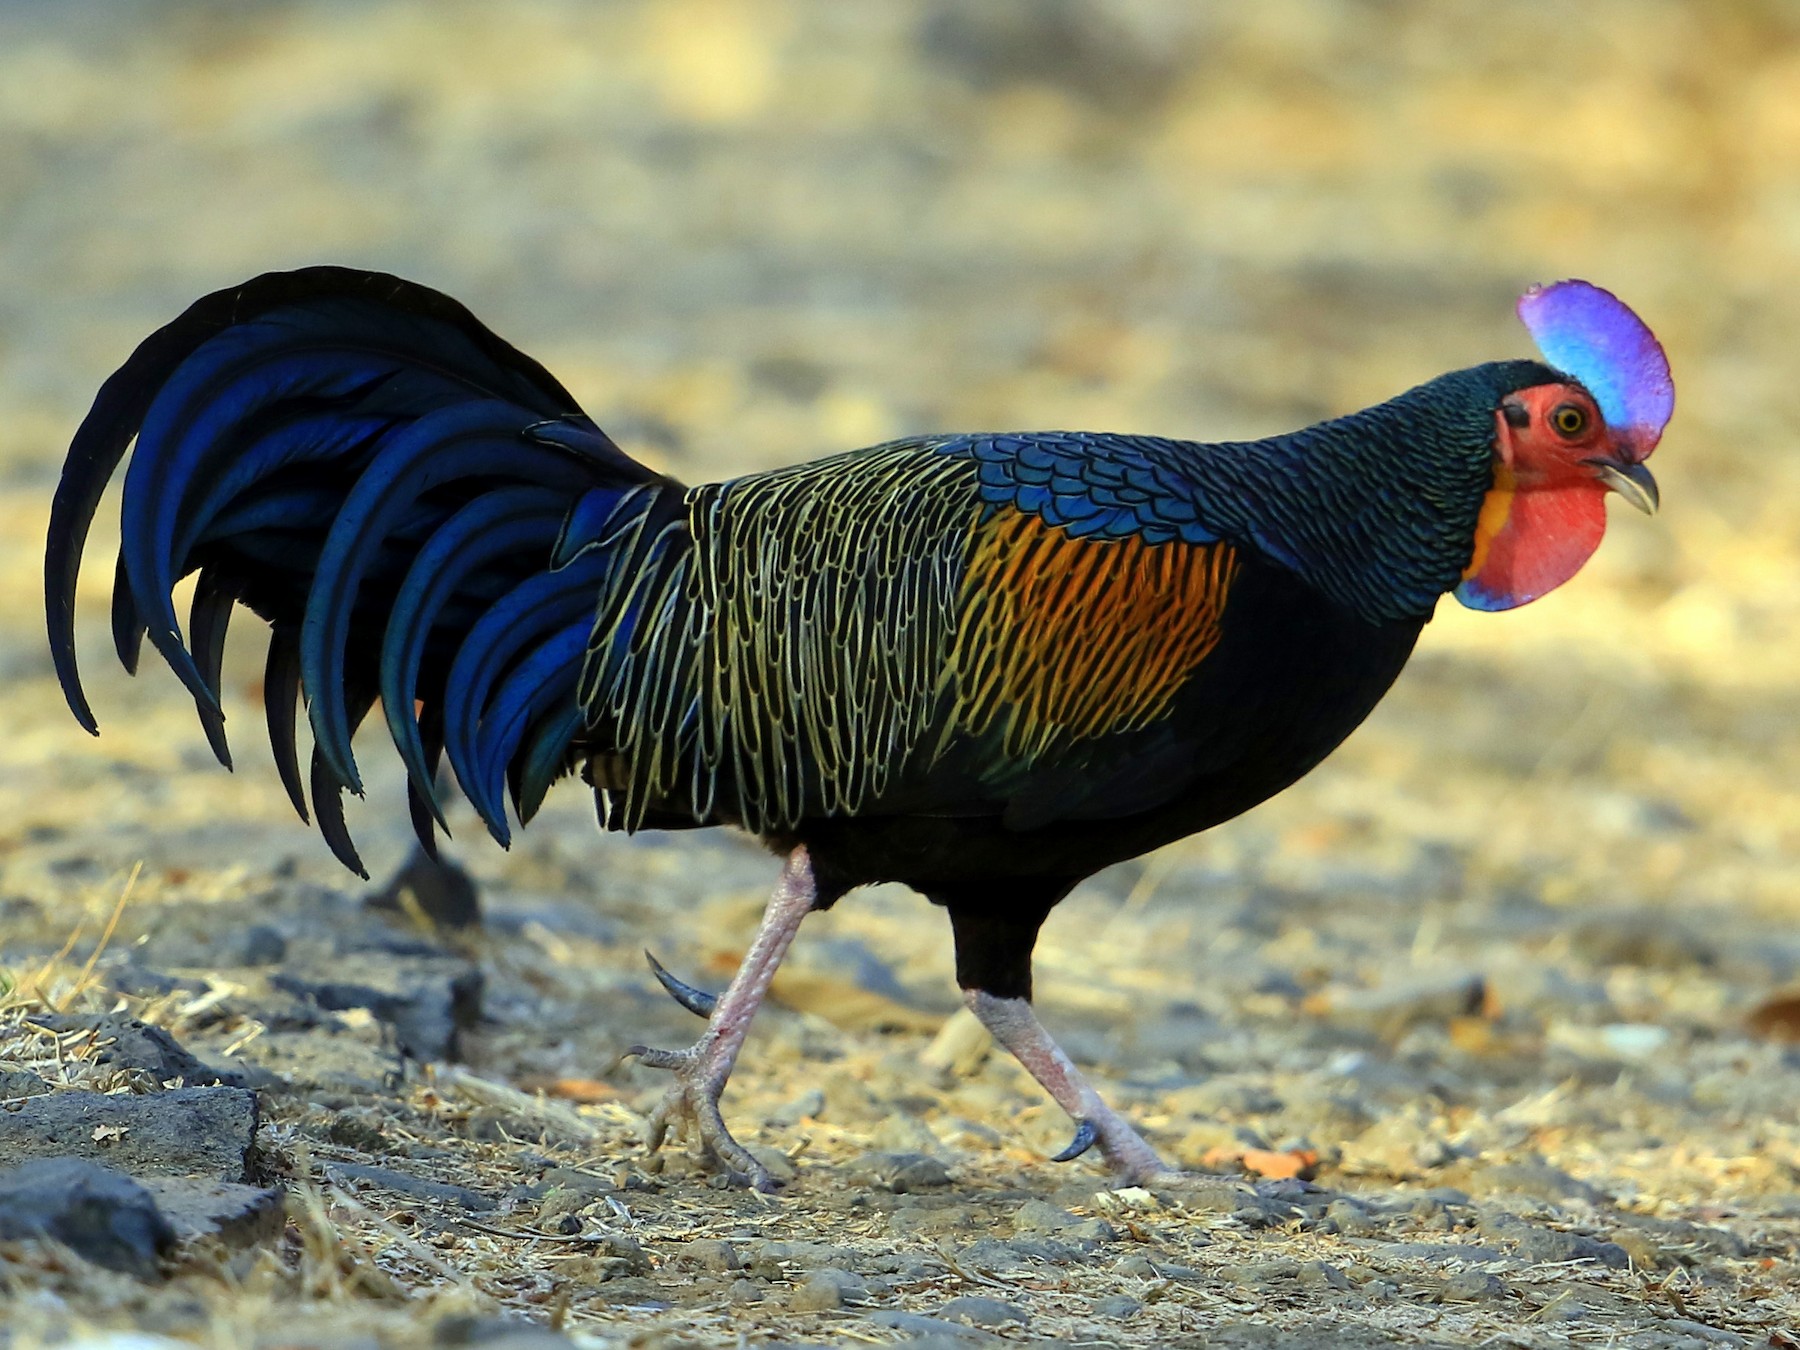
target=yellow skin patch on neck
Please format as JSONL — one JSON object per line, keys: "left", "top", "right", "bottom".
{"left": 1462, "top": 461, "right": 1517, "bottom": 582}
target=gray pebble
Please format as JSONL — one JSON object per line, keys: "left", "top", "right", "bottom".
{"left": 1223, "top": 1258, "right": 1299, "bottom": 1286}
{"left": 685, "top": 1238, "right": 741, "bottom": 1272}
{"left": 1296, "top": 1260, "right": 1350, "bottom": 1290}
{"left": 1478, "top": 1213, "right": 1628, "bottom": 1267}
{"left": 0, "top": 1068, "right": 48, "bottom": 1100}
{"left": 936, "top": 1295, "right": 1028, "bottom": 1327}
{"left": 1475, "top": 1160, "right": 1605, "bottom": 1206}
{"left": 1093, "top": 1294, "right": 1141, "bottom": 1319}
{"left": 1324, "top": 1197, "right": 1381, "bottom": 1236}
{"left": 790, "top": 1266, "right": 868, "bottom": 1311}
{"left": 1011, "top": 1197, "right": 1113, "bottom": 1243}
{"left": 867, "top": 1309, "right": 1001, "bottom": 1343}
{"left": 1113, "top": 1253, "right": 1159, "bottom": 1279}
{"left": 727, "top": 1278, "right": 762, "bottom": 1304}
{"left": 272, "top": 952, "right": 482, "bottom": 1062}
{"left": 887, "top": 1205, "right": 973, "bottom": 1236}
{"left": 32, "top": 1013, "right": 245, "bottom": 1088}
{"left": 433, "top": 1314, "right": 576, "bottom": 1348}
{"left": 854, "top": 1150, "right": 952, "bottom": 1193}
{"left": 1012, "top": 1198, "right": 1077, "bottom": 1231}
{"left": 0, "top": 1158, "right": 174, "bottom": 1279}
{"left": 330, "top": 1162, "right": 497, "bottom": 1213}
{"left": 0, "top": 1085, "right": 260, "bottom": 1183}
{"left": 768, "top": 1088, "right": 826, "bottom": 1126}
{"left": 1441, "top": 1270, "right": 1507, "bottom": 1302}
{"left": 235, "top": 923, "right": 289, "bottom": 966}
{"left": 139, "top": 1176, "right": 284, "bottom": 1247}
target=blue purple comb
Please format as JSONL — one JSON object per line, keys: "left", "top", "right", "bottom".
{"left": 1518, "top": 280, "right": 1674, "bottom": 461}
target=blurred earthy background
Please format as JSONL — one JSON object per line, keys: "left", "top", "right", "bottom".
{"left": 1, "top": 2, "right": 1798, "bottom": 1347}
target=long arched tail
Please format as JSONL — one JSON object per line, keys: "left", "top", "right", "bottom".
{"left": 45, "top": 267, "right": 667, "bottom": 875}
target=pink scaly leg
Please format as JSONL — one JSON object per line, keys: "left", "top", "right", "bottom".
{"left": 964, "top": 988, "right": 1173, "bottom": 1185}
{"left": 627, "top": 846, "right": 816, "bottom": 1191}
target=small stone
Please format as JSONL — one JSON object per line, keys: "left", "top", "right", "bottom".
{"left": 728, "top": 1278, "right": 762, "bottom": 1304}
{"left": 0, "top": 1068, "right": 49, "bottom": 1100}
{"left": 235, "top": 923, "right": 289, "bottom": 966}
{"left": 273, "top": 952, "right": 483, "bottom": 1061}
{"left": 1607, "top": 1229, "right": 1664, "bottom": 1269}
{"left": 0, "top": 1157, "right": 174, "bottom": 1278}
{"left": 743, "top": 1145, "right": 797, "bottom": 1186}
{"left": 1155, "top": 1176, "right": 1255, "bottom": 1213}
{"left": 1013, "top": 1198, "right": 1071, "bottom": 1230}
{"left": 1342, "top": 1113, "right": 1459, "bottom": 1175}
{"left": 869, "top": 1112, "right": 941, "bottom": 1155}
{"left": 1475, "top": 1161, "right": 1606, "bottom": 1206}
{"left": 868, "top": 1309, "right": 1000, "bottom": 1341}
{"left": 685, "top": 1238, "right": 741, "bottom": 1272}
{"left": 768, "top": 1088, "right": 825, "bottom": 1126}
{"left": 0, "top": 1086, "right": 259, "bottom": 1182}
{"left": 1441, "top": 1270, "right": 1506, "bottom": 1302}
{"left": 1324, "top": 1197, "right": 1381, "bottom": 1236}
{"left": 853, "top": 1150, "right": 952, "bottom": 1192}
{"left": 1477, "top": 1213, "right": 1628, "bottom": 1267}
{"left": 920, "top": 1007, "right": 993, "bottom": 1076}
{"left": 1010, "top": 1198, "right": 1111, "bottom": 1241}
{"left": 32, "top": 1014, "right": 246, "bottom": 1088}
{"left": 434, "top": 1314, "right": 577, "bottom": 1347}
{"left": 138, "top": 1177, "right": 284, "bottom": 1247}
{"left": 1311, "top": 970, "right": 1486, "bottom": 1033}
{"left": 937, "top": 1295, "right": 1028, "bottom": 1327}
{"left": 329, "top": 1161, "right": 497, "bottom": 1212}
{"left": 1223, "top": 1258, "right": 1299, "bottom": 1287}
{"left": 1093, "top": 1294, "right": 1141, "bottom": 1319}
{"left": 1296, "top": 1260, "right": 1350, "bottom": 1290}
{"left": 790, "top": 1267, "right": 868, "bottom": 1311}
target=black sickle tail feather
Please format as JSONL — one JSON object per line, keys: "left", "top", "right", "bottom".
{"left": 45, "top": 267, "right": 663, "bottom": 874}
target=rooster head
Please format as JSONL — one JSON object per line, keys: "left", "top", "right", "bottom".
{"left": 1456, "top": 279, "right": 1674, "bottom": 611}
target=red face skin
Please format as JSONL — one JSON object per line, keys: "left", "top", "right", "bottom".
{"left": 1458, "top": 380, "right": 1659, "bottom": 610}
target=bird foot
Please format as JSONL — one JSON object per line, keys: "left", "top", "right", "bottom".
{"left": 961, "top": 988, "right": 1175, "bottom": 1184}
{"left": 619, "top": 849, "right": 819, "bottom": 1193}
{"left": 627, "top": 1039, "right": 777, "bottom": 1191}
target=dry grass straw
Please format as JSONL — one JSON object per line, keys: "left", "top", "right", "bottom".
{"left": 0, "top": 865, "right": 143, "bottom": 1093}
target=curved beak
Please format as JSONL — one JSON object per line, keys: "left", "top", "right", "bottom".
{"left": 1585, "top": 457, "right": 1659, "bottom": 515}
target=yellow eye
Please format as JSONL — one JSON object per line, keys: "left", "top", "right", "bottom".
{"left": 1551, "top": 403, "right": 1588, "bottom": 437}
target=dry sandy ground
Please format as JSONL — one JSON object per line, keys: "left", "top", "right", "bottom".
{"left": 1, "top": 3, "right": 1799, "bottom": 1346}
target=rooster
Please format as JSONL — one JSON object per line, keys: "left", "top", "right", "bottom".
{"left": 46, "top": 270, "right": 1672, "bottom": 1189}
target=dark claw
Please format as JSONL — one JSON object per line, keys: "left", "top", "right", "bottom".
{"left": 645, "top": 950, "right": 719, "bottom": 1018}
{"left": 1051, "top": 1119, "right": 1099, "bottom": 1163}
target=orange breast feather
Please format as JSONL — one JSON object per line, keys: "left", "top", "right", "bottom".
{"left": 949, "top": 508, "right": 1239, "bottom": 760}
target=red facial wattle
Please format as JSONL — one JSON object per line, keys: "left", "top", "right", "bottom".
{"left": 1455, "top": 281, "right": 1674, "bottom": 612}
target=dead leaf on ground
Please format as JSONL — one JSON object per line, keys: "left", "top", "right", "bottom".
{"left": 1200, "top": 1145, "right": 1320, "bottom": 1180}
{"left": 1746, "top": 992, "right": 1800, "bottom": 1042}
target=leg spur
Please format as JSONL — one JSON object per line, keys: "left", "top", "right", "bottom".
{"left": 623, "top": 846, "right": 815, "bottom": 1192}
